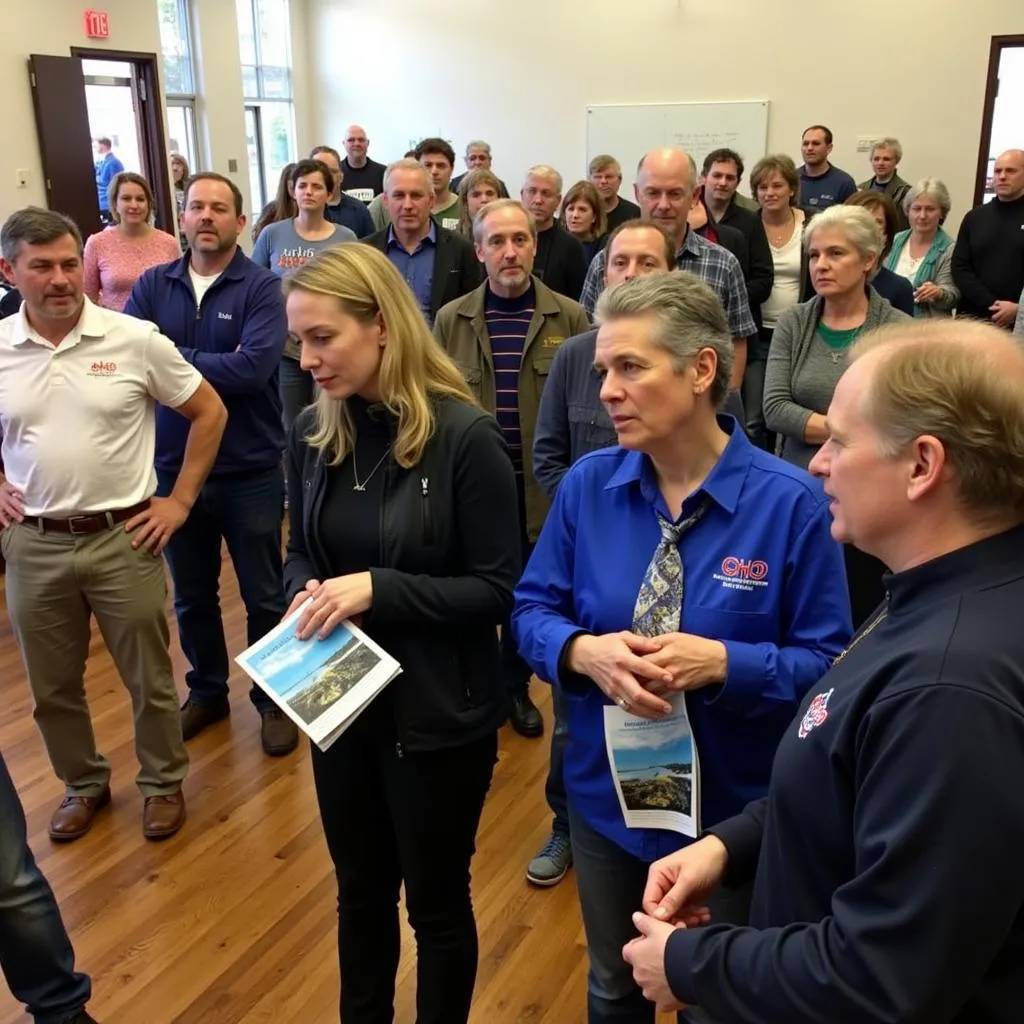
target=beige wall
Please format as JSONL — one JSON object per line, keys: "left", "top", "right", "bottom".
{"left": 0, "top": 1, "right": 165, "bottom": 218}
{"left": 305, "top": 0, "right": 1022, "bottom": 233}
{"left": 0, "top": 0, "right": 270, "bottom": 239}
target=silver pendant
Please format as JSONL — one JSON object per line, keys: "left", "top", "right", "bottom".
{"left": 830, "top": 350, "right": 843, "bottom": 364}
{"left": 353, "top": 484, "right": 366, "bottom": 492}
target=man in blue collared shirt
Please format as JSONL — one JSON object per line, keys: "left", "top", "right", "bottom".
{"left": 513, "top": 271, "right": 850, "bottom": 1022}
{"left": 363, "top": 159, "right": 480, "bottom": 326}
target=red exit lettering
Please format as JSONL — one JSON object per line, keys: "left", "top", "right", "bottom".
{"left": 84, "top": 9, "right": 110, "bottom": 39}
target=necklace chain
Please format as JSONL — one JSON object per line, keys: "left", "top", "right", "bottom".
{"left": 352, "top": 446, "right": 392, "bottom": 492}
{"left": 832, "top": 605, "right": 888, "bottom": 666}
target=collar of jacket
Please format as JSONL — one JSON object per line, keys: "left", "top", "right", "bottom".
{"left": 454, "top": 275, "right": 563, "bottom": 321}
{"left": 164, "top": 245, "right": 251, "bottom": 283}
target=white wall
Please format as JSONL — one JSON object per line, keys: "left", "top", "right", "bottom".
{"left": 305, "top": 0, "right": 1023, "bottom": 234}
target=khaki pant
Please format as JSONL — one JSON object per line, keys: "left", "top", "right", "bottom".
{"left": 1, "top": 520, "right": 188, "bottom": 797}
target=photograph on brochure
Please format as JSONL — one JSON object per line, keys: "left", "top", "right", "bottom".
{"left": 235, "top": 600, "right": 402, "bottom": 751}
{"left": 604, "top": 694, "right": 700, "bottom": 837}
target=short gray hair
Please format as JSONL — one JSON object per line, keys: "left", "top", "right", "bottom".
{"left": 524, "top": 165, "right": 563, "bottom": 193}
{"left": 472, "top": 198, "right": 537, "bottom": 245}
{"left": 465, "top": 140, "right": 491, "bottom": 157}
{"left": 805, "top": 205, "right": 884, "bottom": 274}
{"left": 595, "top": 270, "right": 734, "bottom": 405}
{"left": 1, "top": 207, "right": 83, "bottom": 263}
{"left": 903, "top": 177, "right": 951, "bottom": 221}
{"left": 383, "top": 158, "right": 432, "bottom": 194}
{"left": 871, "top": 137, "right": 903, "bottom": 164}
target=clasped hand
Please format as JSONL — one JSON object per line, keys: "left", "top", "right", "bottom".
{"left": 570, "top": 631, "right": 727, "bottom": 717}
{"left": 286, "top": 573, "right": 373, "bottom": 640}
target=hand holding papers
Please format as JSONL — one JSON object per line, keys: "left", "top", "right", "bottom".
{"left": 235, "top": 599, "right": 401, "bottom": 751}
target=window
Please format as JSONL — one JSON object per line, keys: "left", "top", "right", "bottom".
{"left": 237, "top": 0, "right": 296, "bottom": 211}
{"left": 159, "top": 0, "right": 199, "bottom": 175}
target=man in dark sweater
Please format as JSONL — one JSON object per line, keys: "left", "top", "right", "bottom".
{"left": 589, "top": 154, "right": 642, "bottom": 232}
{"left": 799, "top": 124, "right": 857, "bottom": 210}
{"left": 521, "top": 165, "right": 588, "bottom": 301}
{"left": 340, "top": 124, "right": 386, "bottom": 202}
{"left": 952, "top": 148, "right": 1024, "bottom": 327}
{"left": 125, "top": 173, "right": 297, "bottom": 758}
{"left": 701, "top": 148, "right": 773, "bottom": 321}
{"left": 623, "top": 318, "right": 1024, "bottom": 1024}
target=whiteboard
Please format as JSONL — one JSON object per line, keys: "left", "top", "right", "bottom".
{"left": 586, "top": 101, "right": 770, "bottom": 197}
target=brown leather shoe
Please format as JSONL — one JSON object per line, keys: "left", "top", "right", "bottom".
{"left": 49, "top": 788, "right": 111, "bottom": 842}
{"left": 180, "top": 697, "right": 230, "bottom": 741}
{"left": 143, "top": 790, "right": 186, "bottom": 840}
{"left": 259, "top": 707, "right": 299, "bottom": 756}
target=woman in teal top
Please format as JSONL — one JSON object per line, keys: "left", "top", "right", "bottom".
{"left": 885, "top": 178, "right": 959, "bottom": 317}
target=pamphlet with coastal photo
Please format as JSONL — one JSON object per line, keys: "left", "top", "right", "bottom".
{"left": 604, "top": 694, "right": 700, "bottom": 837}
{"left": 235, "top": 600, "right": 401, "bottom": 751}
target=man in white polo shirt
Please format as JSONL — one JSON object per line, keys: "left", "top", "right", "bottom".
{"left": 0, "top": 207, "right": 226, "bottom": 842}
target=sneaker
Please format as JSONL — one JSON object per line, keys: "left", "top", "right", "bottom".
{"left": 509, "top": 690, "right": 544, "bottom": 738}
{"left": 62, "top": 1012, "right": 99, "bottom": 1024}
{"left": 180, "top": 697, "right": 231, "bottom": 741}
{"left": 526, "top": 831, "right": 573, "bottom": 887}
{"left": 259, "top": 707, "right": 299, "bottom": 756}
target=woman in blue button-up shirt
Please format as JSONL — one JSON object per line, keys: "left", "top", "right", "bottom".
{"left": 512, "top": 272, "right": 851, "bottom": 1024}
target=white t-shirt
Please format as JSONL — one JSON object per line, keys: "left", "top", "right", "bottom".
{"left": 189, "top": 266, "right": 222, "bottom": 306}
{"left": 761, "top": 212, "right": 806, "bottom": 329}
{"left": 0, "top": 298, "right": 202, "bottom": 516}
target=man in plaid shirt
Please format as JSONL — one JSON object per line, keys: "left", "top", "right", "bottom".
{"left": 579, "top": 148, "right": 755, "bottom": 391}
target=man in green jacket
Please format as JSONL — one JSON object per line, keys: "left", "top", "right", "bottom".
{"left": 434, "top": 199, "right": 590, "bottom": 738}
{"left": 859, "top": 138, "right": 911, "bottom": 230}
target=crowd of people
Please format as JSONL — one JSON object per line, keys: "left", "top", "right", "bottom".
{"left": 0, "top": 120, "right": 1023, "bottom": 1024}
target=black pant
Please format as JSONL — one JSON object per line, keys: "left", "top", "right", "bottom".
{"left": 501, "top": 473, "right": 533, "bottom": 696}
{"left": 312, "top": 728, "right": 498, "bottom": 1024}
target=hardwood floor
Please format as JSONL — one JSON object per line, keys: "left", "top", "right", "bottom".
{"left": 0, "top": 552, "right": 674, "bottom": 1023}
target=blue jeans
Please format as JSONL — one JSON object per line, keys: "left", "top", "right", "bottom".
{"left": 546, "top": 686, "right": 569, "bottom": 836}
{"left": 279, "top": 355, "right": 314, "bottom": 439}
{"left": 0, "top": 750, "right": 91, "bottom": 1023}
{"left": 157, "top": 466, "right": 286, "bottom": 710}
{"left": 569, "top": 804, "right": 751, "bottom": 1024}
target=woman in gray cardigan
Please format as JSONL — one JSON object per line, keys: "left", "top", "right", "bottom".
{"left": 764, "top": 205, "right": 909, "bottom": 624}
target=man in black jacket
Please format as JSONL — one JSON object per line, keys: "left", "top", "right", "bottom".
{"left": 624, "top": 318, "right": 1024, "bottom": 1024}
{"left": 363, "top": 159, "right": 481, "bottom": 326}
{"left": 952, "top": 148, "right": 1024, "bottom": 327}
{"left": 701, "top": 149, "right": 773, "bottom": 321}
{"left": 521, "top": 166, "right": 588, "bottom": 301}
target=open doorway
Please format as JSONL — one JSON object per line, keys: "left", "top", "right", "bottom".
{"left": 975, "top": 35, "right": 1024, "bottom": 205}
{"left": 28, "top": 48, "right": 172, "bottom": 239}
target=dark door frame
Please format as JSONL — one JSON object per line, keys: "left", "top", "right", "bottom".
{"left": 71, "top": 47, "right": 174, "bottom": 236}
{"left": 974, "top": 34, "right": 1024, "bottom": 206}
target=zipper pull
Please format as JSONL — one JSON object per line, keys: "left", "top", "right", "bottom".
{"left": 421, "top": 476, "right": 429, "bottom": 497}
{"left": 395, "top": 742, "right": 404, "bottom": 759}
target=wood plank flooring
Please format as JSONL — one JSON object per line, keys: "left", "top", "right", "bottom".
{"left": 0, "top": 550, "right": 674, "bottom": 1023}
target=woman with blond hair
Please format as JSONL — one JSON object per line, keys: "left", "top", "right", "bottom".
{"left": 282, "top": 243, "right": 520, "bottom": 1024}
{"left": 456, "top": 167, "right": 502, "bottom": 239}
{"left": 82, "top": 171, "right": 180, "bottom": 310}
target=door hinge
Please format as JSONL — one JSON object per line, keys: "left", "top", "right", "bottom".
{"left": 29, "top": 71, "right": 36, "bottom": 88}
{"left": 45, "top": 179, "right": 51, "bottom": 191}
{"left": 138, "top": 77, "right": 147, "bottom": 102}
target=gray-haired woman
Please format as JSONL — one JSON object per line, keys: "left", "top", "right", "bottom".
{"left": 884, "top": 178, "right": 959, "bottom": 316}
{"left": 764, "top": 204, "right": 910, "bottom": 626}
{"left": 513, "top": 271, "right": 850, "bottom": 1024}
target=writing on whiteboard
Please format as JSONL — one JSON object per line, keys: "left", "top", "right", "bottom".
{"left": 671, "top": 130, "right": 742, "bottom": 157}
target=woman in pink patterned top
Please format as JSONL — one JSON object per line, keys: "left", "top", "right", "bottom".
{"left": 83, "top": 171, "right": 181, "bottom": 311}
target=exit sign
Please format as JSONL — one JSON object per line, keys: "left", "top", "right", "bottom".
{"left": 84, "top": 9, "right": 110, "bottom": 38}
